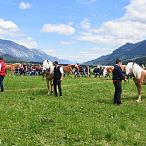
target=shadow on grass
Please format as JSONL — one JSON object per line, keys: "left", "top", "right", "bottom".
{"left": 96, "top": 98, "right": 113, "bottom": 105}
{"left": 123, "top": 95, "right": 146, "bottom": 102}
{"left": 123, "top": 95, "right": 140, "bottom": 101}
{"left": 31, "top": 89, "right": 54, "bottom": 97}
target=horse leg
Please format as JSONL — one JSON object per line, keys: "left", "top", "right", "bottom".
{"left": 134, "top": 79, "right": 142, "bottom": 102}
{"left": 47, "top": 81, "right": 50, "bottom": 95}
{"left": 50, "top": 80, "right": 53, "bottom": 93}
{"left": 136, "top": 84, "right": 142, "bottom": 102}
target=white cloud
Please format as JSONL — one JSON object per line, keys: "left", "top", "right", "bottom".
{"left": 78, "top": 0, "right": 146, "bottom": 49}
{"left": 42, "top": 48, "right": 55, "bottom": 55}
{"left": 0, "top": 18, "right": 22, "bottom": 36}
{"left": 16, "top": 37, "right": 37, "bottom": 48}
{"left": 60, "top": 41, "right": 74, "bottom": 45}
{"left": 19, "top": 2, "right": 31, "bottom": 10}
{"left": 124, "top": 0, "right": 146, "bottom": 23}
{"left": 80, "top": 18, "right": 91, "bottom": 30}
{"left": 41, "top": 22, "right": 75, "bottom": 35}
{"left": 56, "top": 47, "right": 112, "bottom": 63}
{"left": 79, "top": 0, "right": 96, "bottom": 4}
{"left": 0, "top": 18, "right": 37, "bottom": 49}
{"left": 78, "top": 47, "right": 113, "bottom": 62}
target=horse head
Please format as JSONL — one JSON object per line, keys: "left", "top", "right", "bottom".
{"left": 70, "top": 64, "right": 76, "bottom": 69}
{"left": 126, "top": 62, "right": 144, "bottom": 79}
{"left": 125, "top": 62, "right": 133, "bottom": 75}
{"left": 42, "top": 60, "right": 54, "bottom": 74}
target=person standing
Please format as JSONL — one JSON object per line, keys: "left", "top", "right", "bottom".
{"left": 112, "top": 59, "right": 126, "bottom": 105}
{"left": 0, "top": 56, "right": 6, "bottom": 92}
{"left": 53, "top": 61, "right": 64, "bottom": 97}
{"left": 85, "top": 65, "right": 91, "bottom": 77}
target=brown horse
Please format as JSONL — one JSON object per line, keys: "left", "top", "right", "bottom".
{"left": 125, "top": 62, "right": 146, "bottom": 102}
{"left": 6, "top": 63, "right": 21, "bottom": 75}
{"left": 103, "top": 65, "right": 126, "bottom": 78}
{"left": 6, "top": 63, "right": 21, "bottom": 70}
{"left": 62, "top": 64, "right": 75, "bottom": 76}
{"left": 74, "top": 64, "right": 86, "bottom": 77}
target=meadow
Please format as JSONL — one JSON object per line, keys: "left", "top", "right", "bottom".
{"left": 0, "top": 75, "right": 146, "bottom": 146}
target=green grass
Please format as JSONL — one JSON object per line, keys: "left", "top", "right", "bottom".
{"left": 0, "top": 75, "right": 146, "bottom": 146}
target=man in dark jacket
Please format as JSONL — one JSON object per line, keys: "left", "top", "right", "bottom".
{"left": 112, "top": 59, "right": 126, "bottom": 105}
{"left": 53, "top": 61, "right": 64, "bottom": 97}
{"left": 0, "top": 56, "right": 6, "bottom": 92}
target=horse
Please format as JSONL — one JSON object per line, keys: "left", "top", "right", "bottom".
{"left": 42, "top": 60, "right": 54, "bottom": 95}
{"left": 125, "top": 62, "right": 146, "bottom": 102}
{"left": 6, "top": 63, "right": 21, "bottom": 70}
{"left": 74, "top": 64, "right": 86, "bottom": 77}
{"left": 103, "top": 65, "right": 126, "bottom": 78}
{"left": 103, "top": 66, "right": 114, "bottom": 78}
{"left": 93, "top": 66, "right": 103, "bottom": 78}
{"left": 62, "top": 64, "right": 76, "bottom": 76}
{"left": 6, "top": 63, "right": 21, "bottom": 75}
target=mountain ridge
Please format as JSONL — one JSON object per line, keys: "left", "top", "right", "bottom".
{"left": 84, "top": 39, "right": 146, "bottom": 65}
{"left": 0, "top": 39, "right": 72, "bottom": 64}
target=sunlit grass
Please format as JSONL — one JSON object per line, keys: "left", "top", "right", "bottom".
{"left": 0, "top": 75, "right": 146, "bottom": 145}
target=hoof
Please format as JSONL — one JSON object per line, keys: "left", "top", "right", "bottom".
{"left": 136, "top": 99, "right": 141, "bottom": 102}
{"left": 48, "top": 92, "right": 50, "bottom": 95}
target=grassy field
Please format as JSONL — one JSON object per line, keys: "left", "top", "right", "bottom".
{"left": 1, "top": 75, "right": 146, "bottom": 146}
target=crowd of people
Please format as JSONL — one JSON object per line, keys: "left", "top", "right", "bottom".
{"left": 10, "top": 63, "right": 42, "bottom": 76}
{"left": 74, "top": 64, "right": 104, "bottom": 78}
{"left": 7, "top": 62, "right": 105, "bottom": 78}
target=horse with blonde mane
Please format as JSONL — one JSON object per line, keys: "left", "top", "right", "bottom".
{"left": 125, "top": 62, "right": 146, "bottom": 102}
{"left": 42, "top": 60, "right": 54, "bottom": 95}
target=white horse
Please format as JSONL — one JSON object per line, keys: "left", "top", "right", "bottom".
{"left": 42, "top": 60, "right": 54, "bottom": 95}
{"left": 125, "top": 62, "right": 146, "bottom": 102}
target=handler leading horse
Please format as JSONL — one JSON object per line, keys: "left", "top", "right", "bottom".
{"left": 125, "top": 62, "right": 146, "bottom": 102}
{"left": 42, "top": 60, "right": 54, "bottom": 95}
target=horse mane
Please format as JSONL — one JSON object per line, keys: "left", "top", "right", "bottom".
{"left": 42, "top": 60, "right": 54, "bottom": 74}
{"left": 127, "top": 62, "right": 143, "bottom": 79}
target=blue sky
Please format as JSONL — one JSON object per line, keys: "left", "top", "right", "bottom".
{"left": 0, "top": 0, "right": 146, "bottom": 63}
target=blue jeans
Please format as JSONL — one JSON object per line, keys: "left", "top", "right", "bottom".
{"left": 0, "top": 76, "right": 4, "bottom": 92}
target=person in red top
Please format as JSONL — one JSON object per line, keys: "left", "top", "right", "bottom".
{"left": 0, "top": 56, "right": 6, "bottom": 92}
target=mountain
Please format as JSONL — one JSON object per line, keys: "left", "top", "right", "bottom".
{"left": 0, "top": 52, "right": 21, "bottom": 63}
{"left": 0, "top": 39, "right": 72, "bottom": 64}
{"left": 84, "top": 40, "right": 146, "bottom": 65}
